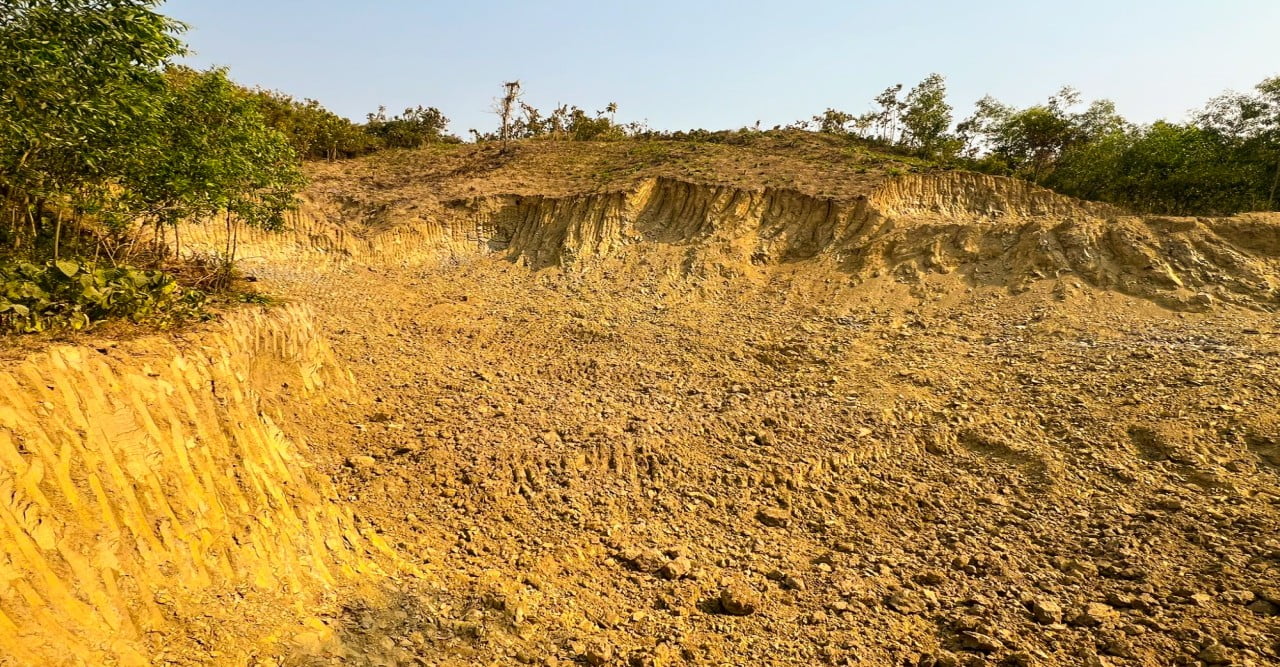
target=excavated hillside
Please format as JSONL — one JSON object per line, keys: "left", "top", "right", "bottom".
{"left": 4, "top": 137, "right": 1280, "bottom": 667}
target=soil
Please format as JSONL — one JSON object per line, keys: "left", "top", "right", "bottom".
{"left": 264, "top": 243, "right": 1280, "bottom": 666}
{"left": 146, "top": 138, "right": 1280, "bottom": 665}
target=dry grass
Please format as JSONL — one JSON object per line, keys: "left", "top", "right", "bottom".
{"left": 305, "top": 131, "right": 936, "bottom": 206}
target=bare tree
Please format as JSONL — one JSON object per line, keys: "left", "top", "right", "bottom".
{"left": 495, "top": 81, "right": 522, "bottom": 150}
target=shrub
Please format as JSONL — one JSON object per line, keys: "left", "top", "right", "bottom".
{"left": 0, "top": 259, "right": 207, "bottom": 333}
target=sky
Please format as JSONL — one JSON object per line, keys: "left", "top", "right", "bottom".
{"left": 165, "top": 1, "right": 1280, "bottom": 136}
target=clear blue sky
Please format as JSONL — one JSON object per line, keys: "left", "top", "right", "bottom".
{"left": 165, "top": 0, "right": 1280, "bottom": 135}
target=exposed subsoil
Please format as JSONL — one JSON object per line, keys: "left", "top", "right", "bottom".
{"left": 268, "top": 252, "right": 1280, "bottom": 667}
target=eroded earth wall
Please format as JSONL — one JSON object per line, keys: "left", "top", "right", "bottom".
{"left": 182, "top": 174, "right": 1280, "bottom": 311}
{"left": 0, "top": 306, "right": 392, "bottom": 665}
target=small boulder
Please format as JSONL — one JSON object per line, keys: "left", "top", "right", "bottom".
{"left": 1029, "top": 598, "right": 1063, "bottom": 625}
{"left": 659, "top": 556, "right": 693, "bottom": 580}
{"left": 1071, "top": 602, "right": 1119, "bottom": 627}
{"left": 886, "top": 589, "right": 928, "bottom": 615}
{"left": 756, "top": 507, "right": 791, "bottom": 528}
{"left": 719, "top": 582, "right": 761, "bottom": 616}
{"left": 582, "top": 640, "right": 615, "bottom": 666}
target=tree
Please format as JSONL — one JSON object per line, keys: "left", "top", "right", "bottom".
{"left": 0, "top": 0, "right": 186, "bottom": 250}
{"left": 1197, "top": 76, "right": 1280, "bottom": 210}
{"left": 123, "top": 67, "right": 302, "bottom": 268}
{"left": 495, "top": 81, "right": 522, "bottom": 149}
{"left": 900, "top": 73, "right": 953, "bottom": 158}
{"left": 365, "top": 105, "right": 452, "bottom": 149}
{"left": 812, "top": 109, "right": 855, "bottom": 134}
{"left": 871, "top": 84, "right": 906, "bottom": 143}
{"left": 251, "top": 90, "right": 377, "bottom": 160}
{"left": 958, "top": 87, "right": 1114, "bottom": 182}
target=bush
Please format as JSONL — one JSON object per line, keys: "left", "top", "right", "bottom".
{"left": 0, "top": 259, "right": 207, "bottom": 333}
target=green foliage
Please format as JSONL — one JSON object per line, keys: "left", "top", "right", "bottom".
{"left": 365, "top": 105, "right": 455, "bottom": 149}
{"left": 956, "top": 87, "right": 1119, "bottom": 181}
{"left": 900, "top": 74, "right": 955, "bottom": 159}
{"left": 1050, "top": 121, "right": 1270, "bottom": 215}
{"left": 0, "top": 259, "right": 206, "bottom": 333}
{"left": 966, "top": 77, "right": 1280, "bottom": 214}
{"left": 0, "top": 0, "right": 186, "bottom": 195}
{"left": 804, "top": 75, "right": 958, "bottom": 160}
{"left": 125, "top": 67, "right": 304, "bottom": 232}
{"left": 251, "top": 90, "right": 378, "bottom": 160}
{"left": 811, "top": 109, "right": 856, "bottom": 135}
{"left": 486, "top": 98, "right": 630, "bottom": 142}
{"left": 0, "top": 1, "right": 308, "bottom": 331}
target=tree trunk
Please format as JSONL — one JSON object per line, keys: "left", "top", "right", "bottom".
{"left": 224, "top": 209, "right": 234, "bottom": 287}
{"left": 53, "top": 210, "right": 63, "bottom": 261}
{"left": 1269, "top": 153, "right": 1280, "bottom": 211}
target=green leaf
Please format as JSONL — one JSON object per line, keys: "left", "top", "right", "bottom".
{"left": 54, "top": 259, "right": 79, "bottom": 278}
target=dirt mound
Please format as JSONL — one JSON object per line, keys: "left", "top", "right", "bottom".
{"left": 0, "top": 306, "right": 405, "bottom": 664}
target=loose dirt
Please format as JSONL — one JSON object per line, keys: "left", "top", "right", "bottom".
{"left": 244, "top": 140, "right": 1280, "bottom": 666}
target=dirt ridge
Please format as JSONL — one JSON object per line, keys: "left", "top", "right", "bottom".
{"left": 187, "top": 173, "right": 1280, "bottom": 311}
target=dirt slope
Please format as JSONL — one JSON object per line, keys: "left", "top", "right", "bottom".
{"left": 273, "top": 260, "right": 1280, "bottom": 667}
{"left": 15, "top": 138, "right": 1277, "bottom": 665}
{"left": 215, "top": 140, "right": 1280, "bottom": 666}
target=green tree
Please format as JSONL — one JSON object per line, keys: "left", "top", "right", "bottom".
{"left": 959, "top": 87, "right": 1126, "bottom": 182}
{"left": 1196, "top": 76, "right": 1280, "bottom": 209}
{"left": 251, "top": 89, "right": 376, "bottom": 160}
{"left": 812, "top": 109, "right": 855, "bottom": 134}
{"left": 125, "top": 67, "right": 302, "bottom": 266}
{"left": 900, "top": 73, "right": 954, "bottom": 158}
{"left": 0, "top": 0, "right": 186, "bottom": 250}
{"left": 365, "top": 105, "right": 453, "bottom": 149}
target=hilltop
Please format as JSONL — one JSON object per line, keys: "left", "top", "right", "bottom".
{"left": 304, "top": 131, "right": 931, "bottom": 205}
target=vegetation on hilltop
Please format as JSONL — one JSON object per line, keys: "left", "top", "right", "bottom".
{"left": 344, "top": 74, "right": 1280, "bottom": 216}
{"left": 784, "top": 74, "right": 1280, "bottom": 215}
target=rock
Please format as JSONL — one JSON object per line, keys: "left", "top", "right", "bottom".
{"left": 1101, "top": 634, "right": 1136, "bottom": 659}
{"left": 783, "top": 574, "right": 806, "bottom": 592}
{"left": 582, "top": 640, "right": 615, "bottom": 666}
{"left": 622, "top": 548, "right": 667, "bottom": 574}
{"left": 1198, "top": 642, "right": 1232, "bottom": 665}
{"left": 915, "top": 569, "right": 946, "bottom": 586}
{"left": 628, "top": 644, "right": 678, "bottom": 667}
{"left": 766, "top": 569, "right": 805, "bottom": 591}
{"left": 1220, "top": 590, "right": 1255, "bottom": 605}
{"left": 1245, "top": 599, "right": 1278, "bottom": 616}
{"left": 1188, "top": 592, "right": 1214, "bottom": 607}
{"left": 958, "top": 631, "right": 1003, "bottom": 653}
{"left": 659, "top": 556, "right": 692, "bottom": 580}
{"left": 1071, "top": 602, "right": 1119, "bottom": 627}
{"left": 1080, "top": 652, "right": 1113, "bottom": 667}
{"left": 1029, "top": 597, "right": 1063, "bottom": 625}
{"left": 756, "top": 507, "right": 791, "bottom": 528}
{"left": 886, "top": 589, "right": 928, "bottom": 614}
{"left": 719, "top": 582, "right": 761, "bottom": 616}
{"left": 346, "top": 455, "right": 377, "bottom": 469}
{"left": 1002, "top": 652, "right": 1033, "bottom": 667}
{"left": 919, "top": 653, "right": 960, "bottom": 667}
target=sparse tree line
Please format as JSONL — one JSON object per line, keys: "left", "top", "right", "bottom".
{"left": 471, "top": 80, "right": 641, "bottom": 146}
{"left": 795, "top": 73, "right": 1280, "bottom": 215}
{"left": 465, "top": 73, "right": 1280, "bottom": 215}
{"left": 253, "top": 94, "right": 460, "bottom": 160}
